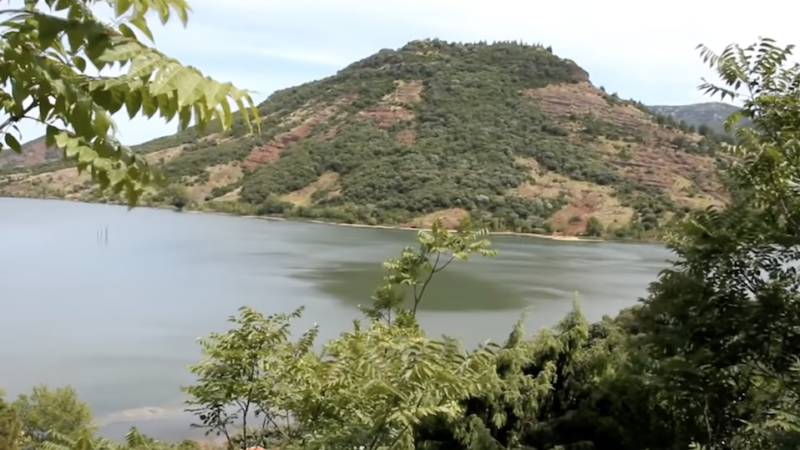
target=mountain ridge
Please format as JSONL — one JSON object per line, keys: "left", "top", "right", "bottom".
{"left": 0, "top": 39, "right": 731, "bottom": 239}
{"left": 648, "top": 102, "right": 743, "bottom": 134}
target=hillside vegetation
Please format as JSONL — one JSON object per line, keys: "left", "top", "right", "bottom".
{"left": 0, "top": 39, "right": 732, "bottom": 239}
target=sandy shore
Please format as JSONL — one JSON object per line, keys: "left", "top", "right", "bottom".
{"left": 183, "top": 209, "right": 606, "bottom": 243}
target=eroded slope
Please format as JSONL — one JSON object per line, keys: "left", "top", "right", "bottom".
{"left": 0, "top": 40, "right": 730, "bottom": 238}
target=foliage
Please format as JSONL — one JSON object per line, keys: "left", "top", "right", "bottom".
{"left": 0, "top": 393, "right": 22, "bottom": 450}
{"left": 634, "top": 37, "right": 800, "bottom": 449}
{"left": 582, "top": 216, "right": 603, "bottom": 237}
{"left": 184, "top": 307, "right": 318, "bottom": 449}
{"left": 363, "top": 217, "right": 496, "bottom": 322}
{"left": 12, "top": 385, "right": 93, "bottom": 445}
{"left": 39, "top": 427, "right": 201, "bottom": 450}
{"left": 184, "top": 223, "right": 501, "bottom": 450}
{"left": 0, "top": 0, "right": 259, "bottom": 205}
{"left": 150, "top": 184, "right": 190, "bottom": 210}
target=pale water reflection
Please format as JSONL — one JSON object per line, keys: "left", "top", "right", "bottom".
{"left": 0, "top": 198, "right": 672, "bottom": 441}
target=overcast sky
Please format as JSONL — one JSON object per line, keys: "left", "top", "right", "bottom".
{"left": 7, "top": 0, "right": 800, "bottom": 146}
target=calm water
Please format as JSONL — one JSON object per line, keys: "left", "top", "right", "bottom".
{"left": 0, "top": 198, "right": 672, "bottom": 441}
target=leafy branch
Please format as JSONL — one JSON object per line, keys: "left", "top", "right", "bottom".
{"left": 361, "top": 216, "right": 497, "bottom": 325}
{"left": 0, "top": 0, "right": 261, "bottom": 205}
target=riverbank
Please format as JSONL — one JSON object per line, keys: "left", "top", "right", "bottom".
{"left": 6, "top": 194, "right": 659, "bottom": 243}
{"left": 184, "top": 210, "right": 609, "bottom": 243}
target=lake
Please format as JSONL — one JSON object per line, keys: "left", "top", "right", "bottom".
{"left": 0, "top": 197, "right": 673, "bottom": 441}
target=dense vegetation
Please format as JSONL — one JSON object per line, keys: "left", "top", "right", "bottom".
{"left": 1, "top": 38, "right": 732, "bottom": 239}
{"left": 3, "top": 36, "right": 800, "bottom": 450}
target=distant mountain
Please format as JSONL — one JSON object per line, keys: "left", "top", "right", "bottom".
{"left": 0, "top": 136, "right": 61, "bottom": 169}
{"left": 0, "top": 39, "right": 731, "bottom": 238}
{"left": 648, "top": 102, "right": 743, "bottom": 134}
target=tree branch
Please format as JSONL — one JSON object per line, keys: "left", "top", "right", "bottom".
{"left": 0, "top": 99, "right": 39, "bottom": 135}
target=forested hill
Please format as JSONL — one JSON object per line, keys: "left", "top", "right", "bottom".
{"left": 0, "top": 39, "right": 731, "bottom": 239}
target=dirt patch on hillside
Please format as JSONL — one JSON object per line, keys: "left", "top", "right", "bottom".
{"left": 605, "top": 140, "right": 727, "bottom": 205}
{"left": 244, "top": 96, "right": 356, "bottom": 168}
{"left": 668, "top": 174, "right": 725, "bottom": 209}
{"left": 317, "top": 127, "right": 339, "bottom": 141}
{"left": 526, "top": 82, "right": 650, "bottom": 133}
{"left": 1, "top": 167, "right": 90, "bottom": 198}
{"left": 359, "top": 80, "right": 423, "bottom": 130}
{"left": 281, "top": 172, "right": 340, "bottom": 206}
{"left": 404, "top": 208, "right": 470, "bottom": 230}
{"left": 144, "top": 145, "right": 184, "bottom": 165}
{"left": 385, "top": 80, "right": 424, "bottom": 104}
{"left": 278, "top": 101, "right": 320, "bottom": 128}
{"left": 187, "top": 163, "right": 244, "bottom": 202}
{"left": 0, "top": 137, "right": 55, "bottom": 168}
{"left": 212, "top": 186, "right": 242, "bottom": 202}
{"left": 33, "top": 167, "right": 89, "bottom": 188}
{"left": 512, "top": 158, "right": 635, "bottom": 235}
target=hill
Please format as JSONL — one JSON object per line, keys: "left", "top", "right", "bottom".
{"left": 648, "top": 102, "right": 743, "bottom": 134}
{"left": 0, "top": 39, "right": 730, "bottom": 239}
{"left": 0, "top": 136, "right": 61, "bottom": 169}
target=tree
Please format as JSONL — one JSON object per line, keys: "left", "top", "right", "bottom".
{"left": 184, "top": 221, "right": 501, "bottom": 450}
{"left": 583, "top": 216, "right": 603, "bottom": 237}
{"left": 635, "top": 37, "right": 800, "bottom": 449}
{"left": 38, "top": 426, "right": 191, "bottom": 450}
{"left": 0, "top": 0, "right": 260, "bottom": 205}
{"left": 0, "top": 391, "right": 22, "bottom": 450}
{"left": 12, "top": 385, "right": 93, "bottom": 445}
{"left": 163, "top": 184, "right": 189, "bottom": 211}
{"left": 362, "top": 217, "right": 496, "bottom": 323}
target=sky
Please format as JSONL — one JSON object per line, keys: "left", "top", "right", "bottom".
{"left": 6, "top": 0, "right": 800, "bottom": 146}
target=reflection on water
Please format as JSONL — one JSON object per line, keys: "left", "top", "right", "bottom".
{"left": 295, "top": 261, "right": 529, "bottom": 312}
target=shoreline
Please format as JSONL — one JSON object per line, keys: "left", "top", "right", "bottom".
{"left": 2, "top": 195, "right": 662, "bottom": 244}
{"left": 185, "top": 210, "right": 606, "bottom": 243}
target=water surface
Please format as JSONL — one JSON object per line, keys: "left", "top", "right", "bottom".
{"left": 0, "top": 198, "right": 672, "bottom": 440}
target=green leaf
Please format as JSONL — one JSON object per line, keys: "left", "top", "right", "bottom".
{"left": 107, "top": 169, "right": 126, "bottom": 186}
{"left": 72, "top": 55, "right": 87, "bottom": 72}
{"left": 125, "top": 88, "right": 143, "bottom": 119}
{"left": 65, "top": 140, "right": 81, "bottom": 158}
{"left": 130, "top": 16, "right": 154, "bottom": 42}
{"left": 4, "top": 134, "right": 21, "bottom": 153}
{"left": 54, "top": 0, "right": 71, "bottom": 11}
{"left": 99, "top": 40, "right": 143, "bottom": 63}
{"left": 127, "top": 51, "right": 162, "bottom": 79}
{"left": 78, "top": 146, "right": 98, "bottom": 163}
{"left": 178, "top": 105, "right": 192, "bottom": 130}
{"left": 94, "top": 109, "right": 113, "bottom": 137}
{"left": 54, "top": 131, "right": 72, "bottom": 149}
{"left": 93, "top": 157, "right": 112, "bottom": 171}
{"left": 36, "top": 15, "right": 69, "bottom": 47}
{"left": 114, "top": 0, "right": 133, "bottom": 17}
{"left": 118, "top": 23, "right": 137, "bottom": 39}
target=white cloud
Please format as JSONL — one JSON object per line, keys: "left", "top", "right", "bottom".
{"left": 5, "top": 0, "right": 800, "bottom": 146}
